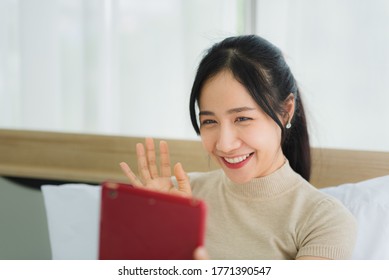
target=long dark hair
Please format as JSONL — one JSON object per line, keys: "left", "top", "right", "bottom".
{"left": 189, "top": 35, "right": 311, "bottom": 181}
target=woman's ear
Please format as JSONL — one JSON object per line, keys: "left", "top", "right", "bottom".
{"left": 283, "top": 93, "right": 295, "bottom": 127}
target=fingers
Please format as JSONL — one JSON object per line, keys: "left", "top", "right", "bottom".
{"left": 145, "top": 138, "right": 159, "bottom": 179}
{"left": 193, "top": 247, "right": 210, "bottom": 260}
{"left": 159, "top": 140, "right": 171, "bottom": 177}
{"left": 122, "top": 138, "right": 174, "bottom": 190}
{"left": 136, "top": 142, "right": 152, "bottom": 181}
{"left": 174, "top": 162, "right": 192, "bottom": 196}
{"left": 119, "top": 162, "right": 143, "bottom": 187}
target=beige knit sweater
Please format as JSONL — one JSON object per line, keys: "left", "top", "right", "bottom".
{"left": 190, "top": 161, "right": 357, "bottom": 259}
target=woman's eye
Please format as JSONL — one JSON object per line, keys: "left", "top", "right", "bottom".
{"left": 201, "top": 119, "right": 217, "bottom": 126}
{"left": 235, "top": 117, "right": 252, "bottom": 122}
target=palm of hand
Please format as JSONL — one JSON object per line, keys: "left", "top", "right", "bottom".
{"left": 120, "top": 138, "right": 192, "bottom": 198}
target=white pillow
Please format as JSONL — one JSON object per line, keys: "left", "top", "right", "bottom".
{"left": 41, "top": 184, "right": 101, "bottom": 260}
{"left": 320, "top": 175, "right": 389, "bottom": 260}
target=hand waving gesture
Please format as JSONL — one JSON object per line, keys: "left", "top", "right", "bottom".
{"left": 119, "top": 138, "right": 192, "bottom": 197}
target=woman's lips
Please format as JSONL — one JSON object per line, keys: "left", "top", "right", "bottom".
{"left": 221, "top": 152, "right": 254, "bottom": 169}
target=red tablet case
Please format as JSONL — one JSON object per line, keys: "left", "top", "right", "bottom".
{"left": 99, "top": 182, "right": 207, "bottom": 260}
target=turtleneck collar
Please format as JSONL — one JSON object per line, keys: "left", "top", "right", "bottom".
{"left": 222, "top": 161, "right": 301, "bottom": 199}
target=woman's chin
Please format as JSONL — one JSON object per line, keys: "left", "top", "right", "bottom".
{"left": 214, "top": 159, "right": 253, "bottom": 184}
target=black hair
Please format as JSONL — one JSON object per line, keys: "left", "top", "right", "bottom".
{"left": 189, "top": 35, "right": 311, "bottom": 181}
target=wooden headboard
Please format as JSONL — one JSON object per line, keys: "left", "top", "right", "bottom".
{"left": 1, "top": 129, "right": 388, "bottom": 188}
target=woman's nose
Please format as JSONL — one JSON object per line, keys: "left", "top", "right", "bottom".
{"left": 215, "top": 125, "right": 241, "bottom": 153}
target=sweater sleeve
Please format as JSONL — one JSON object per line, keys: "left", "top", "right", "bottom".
{"left": 296, "top": 197, "right": 358, "bottom": 259}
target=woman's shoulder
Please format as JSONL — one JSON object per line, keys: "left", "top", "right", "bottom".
{"left": 293, "top": 176, "right": 356, "bottom": 224}
{"left": 293, "top": 179, "right": 357, "bottom": 259}
{"left": 302, "top": 180, "right": 357, "bottom": 232}
{"left": 295, "top": 176, "right": 341, "bottom": 205}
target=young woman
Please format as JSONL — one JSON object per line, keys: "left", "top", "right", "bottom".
{"left": 120, "top": 35, "right": 357, "bottom": 260}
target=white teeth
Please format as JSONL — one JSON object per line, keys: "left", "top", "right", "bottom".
{"left": 224, "top": 153, "right": 251, "bottom": 164}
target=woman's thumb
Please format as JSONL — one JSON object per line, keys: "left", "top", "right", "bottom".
{"left": 173, "top": 162, "right": 192, "bottom": 196}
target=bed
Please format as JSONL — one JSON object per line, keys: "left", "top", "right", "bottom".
{"left": 1, "top": 129, "right": 388, "bottom": 187}
{"left": 1, "top": 129, "right": 388, "bottom": 259}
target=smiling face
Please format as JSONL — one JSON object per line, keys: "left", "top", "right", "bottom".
{"left": 199, "top": 70, "right": 286, "bottom": 184}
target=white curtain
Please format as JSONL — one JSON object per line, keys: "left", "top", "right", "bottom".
{"left": 2, "top": 0, "right": 388, "bottom": 151}
{"left": 0, "top": 0, "right": 245, "bottom": 138}
{"left": 255, "top": 0, "right": 389, "bottom": 151}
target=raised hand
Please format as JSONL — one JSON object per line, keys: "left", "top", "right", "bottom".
{"left": 120, "top": 138, "right": 192, "bottom": 197}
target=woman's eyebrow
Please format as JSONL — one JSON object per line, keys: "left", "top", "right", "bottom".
{"left": 227, "top": 106, "right": 256, "bottom": 114}
{"left": 199, "top": 110, "right": 214, "bottom": 116}
{"left": 199, "top": 107, "right": 256, "bottom": 116}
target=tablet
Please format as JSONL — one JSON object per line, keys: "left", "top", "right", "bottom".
{"left": 98, "top": 181, "right": 207, "bottom": 260}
